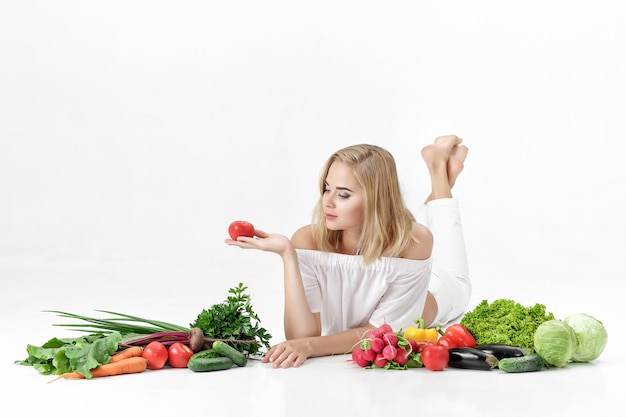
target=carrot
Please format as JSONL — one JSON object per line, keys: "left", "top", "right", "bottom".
{"left": 109, "top": 346, "right": 144, "bottom": 363}
{"left": 48, "top": 357, "right": 148, "bottom": 383}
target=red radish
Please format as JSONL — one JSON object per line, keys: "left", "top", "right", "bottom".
{"left": 369, "top": 337, "right": 385, "bottom": 353}
{"left": 368, "top": 329, "right": 383, "bottom": 340}
{"left": 383, "top": 333, "right": 398, "bottom": 347}
{"left": 361, "top": 349, "right": 376, "bottom": 362}
{"left": 382, "top": 345, "right": 397, "bottom": 361}
{"left": 351, "top": 348, "right": 371, "bottom": 368}
{"left": 378, "top": 323, "right": 393, "bottom": 334}
{"left": 406, "top": 338, "right": 418, "bottom": 352}
{"left": 394, "top": 348, "right": 409, "bottom": 366}
{"left": 373, "top": 353, "right": 388, "bottom": 368}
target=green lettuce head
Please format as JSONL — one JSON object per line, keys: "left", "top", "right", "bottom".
{"left": 564, "top": 313, "right": 608, "bottom": 362}
{"left": 533, "top": 319, "right": 578, "bottom": 367}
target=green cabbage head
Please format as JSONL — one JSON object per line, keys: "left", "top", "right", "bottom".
{"left": 564, "top": 313, "right": 608, "bottom": 362}
{"left": 533, "top": 319, "right": 578, "bottom": 367}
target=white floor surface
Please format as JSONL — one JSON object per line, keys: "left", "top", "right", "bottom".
{"left": 2, "top": 259, "right": 622, "bottom": 416}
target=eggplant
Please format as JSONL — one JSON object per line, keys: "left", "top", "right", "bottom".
{"left": 474, "top": 344, "right": 528, "bottom": 360}
{"left": 447, "top": 347, "right": 499, "bottom": 370}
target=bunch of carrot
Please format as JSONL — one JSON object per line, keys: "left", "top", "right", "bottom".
{"left": 49, "top": 346, "right": 147, "bottom": 383}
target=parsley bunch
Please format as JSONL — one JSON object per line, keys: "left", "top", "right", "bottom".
{"left": 190, "top": 283, "right": 272, "bottom": 356}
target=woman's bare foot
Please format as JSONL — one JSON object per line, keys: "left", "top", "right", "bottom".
{"left": 421, "top": 135, "right": 463, "bottom": 202}
{"left": 421, "top": 135, "right": 462, "bottom": 173}
{"left": 448, "top": 144, "right": 468, "bottom": 189}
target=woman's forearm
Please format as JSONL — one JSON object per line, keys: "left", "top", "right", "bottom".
{"left": 281, "top": 247, "right": 320, "bottom": 339}
{"left": 303, "top": 325, "right": 375, "bottom": 357}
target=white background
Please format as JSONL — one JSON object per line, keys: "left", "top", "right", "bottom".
{"left": 1, "top": 1, "right": 625, "bottom": 415}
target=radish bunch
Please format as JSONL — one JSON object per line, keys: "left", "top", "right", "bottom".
{"left": 351, "top": 322, "right": 420, "bottom": 370}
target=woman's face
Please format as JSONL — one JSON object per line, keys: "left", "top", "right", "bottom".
{"left": 322, "top": 161, "right": 364, "bottom": 232}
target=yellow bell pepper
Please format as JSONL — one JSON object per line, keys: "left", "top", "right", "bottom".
{"left": 403, "top": 318, "right": 439, "bottom": 343}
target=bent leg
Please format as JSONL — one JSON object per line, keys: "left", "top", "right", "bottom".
{"left": 419, "top": 136, "right": 471, "bottom": 326}
{"left": 426, "top": 199, "right": 471, "bottom": 326}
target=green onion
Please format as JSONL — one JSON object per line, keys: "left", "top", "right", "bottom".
{"left": 45, "top": 310, "right": 190, "bottom": 335}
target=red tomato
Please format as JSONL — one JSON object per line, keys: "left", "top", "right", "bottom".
{"left": 168, "top": 342, "right": 194, "bottom": 368}
{"left": 228, "top": 221, "right": 255, "bottom": 240}
{"left": 421, "top": 345, "right": 450, "bottom": 371}
{"left": 142, "top": 341, "right": 168, "bottom": 370}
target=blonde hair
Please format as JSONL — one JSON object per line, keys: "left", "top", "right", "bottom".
{"left": 312, "top": 144, "right": 416, "bottom": 264}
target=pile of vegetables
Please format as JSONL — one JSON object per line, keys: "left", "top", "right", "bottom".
{"left": 15, "top": 283, "right": 272, "bottom": 379}
{"left": 460, "top": 298, "right": 608, "bottom": 370}
{"left": 350, "top": 320, "right": 485, "bottom": 371}
{"left": 351, "top": 320, "right": 545, "bottom": 372}
{"left": 349, "top": 299, "right": 608, "bottom": 373}
{"left": 18, "top": 283, "right": 609, "bottom": 379}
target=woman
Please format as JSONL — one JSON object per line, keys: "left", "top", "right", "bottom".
{"left": 226, "top": 135, "right": 471, "bottom": 368}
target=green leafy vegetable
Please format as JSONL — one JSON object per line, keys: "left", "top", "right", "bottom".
{"left": 190, "top": 283, "right": 271, "bottom": 356}
{"left": 533, "top": 319, "right": 578, "bottom": 367}
{"left": 459, "top": 299, "right": 555, "bottom": 351}
{"left": 563, "top": 313, "right": 608, "bottom": 362}
{"left": 15, "top": 332, "right": 122, "bottom": 377}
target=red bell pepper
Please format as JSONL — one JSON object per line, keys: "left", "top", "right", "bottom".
{"left": 436, "top": 323, "right": 477, "bottom": 348}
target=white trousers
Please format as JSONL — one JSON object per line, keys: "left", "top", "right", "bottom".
{"left": 415, "top": 198, "right": 471, "bottom": 326}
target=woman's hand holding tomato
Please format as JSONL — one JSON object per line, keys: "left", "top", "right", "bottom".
{"left": 226, "top": 227, "right": 294, "bottom": 257}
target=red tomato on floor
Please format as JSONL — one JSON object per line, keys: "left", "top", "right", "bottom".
{"left": 168, "top": 342, "right": 194, "bottom": 368}
{"left": 421, "top": 345, "right": 450, "bottom": 371}
{"left": 142, "top": 341, "right": 168, "bottom": 370}
{"left": 228, "top": 221, "right": 255, "bottom": 240}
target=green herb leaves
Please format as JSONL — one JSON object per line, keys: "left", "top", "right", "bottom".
{"left": 190, "top": 283, "right": 272, "bottom": 356}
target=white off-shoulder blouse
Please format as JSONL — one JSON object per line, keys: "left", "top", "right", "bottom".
{"left": 296, "top": 249, "right": 432, "bottom": 335}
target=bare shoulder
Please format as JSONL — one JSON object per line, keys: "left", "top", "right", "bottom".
{"left": 291, "top": 224, "right": 317, "bottom": 250}
{"left": 403, "top": 222, "right": 433, "bottom": 260}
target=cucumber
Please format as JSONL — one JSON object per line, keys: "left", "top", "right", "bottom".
{"left": 498, "top": 354, "right": 545, "bottom": 373}
{"left": 189, "top": 349, "right": 222, "bottom": 360}
{"left": 187, "top": 355, "right": 234, "bottom": 372}
{"left": 212, "top": 340, "right": 248, "bottom": 367}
